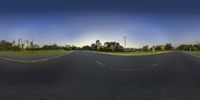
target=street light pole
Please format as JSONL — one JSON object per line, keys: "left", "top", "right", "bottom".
{"left": 124, "top": 36, "right": 127, "bottom": 48}
{"left": 30, "top": 36, "right": 34, "bottom": 54}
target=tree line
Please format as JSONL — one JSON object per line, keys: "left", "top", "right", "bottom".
{"left": 177, "top": 44, "right": 200, "bottom": 51}
{"left": 0, "top": 40, "right": 200, "bottom": 52}
{"left": 82, "top": 40, "right": 124, "bottom": 52}
{"left": 0, "top": 40, "right": 20, "bottom": 51}
{"left": 141, "top": 43, "right": 174, "bottom": 52}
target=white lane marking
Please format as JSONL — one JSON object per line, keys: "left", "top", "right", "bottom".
{"left": 153, "top": 63, "right": 158, "bottom": 66}
{"left": 96, "top": 61, "right": 107, "bottom": 67}
{"left": 135, "top": 63, "right": 158, "bottom": 70}
{"left": 96, "top": 60, "right": 158, "bottom": 72}
{"left": 83, "top": 53, "right": 88, "bottom": 56}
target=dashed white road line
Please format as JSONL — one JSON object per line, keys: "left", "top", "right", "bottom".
{"left": 96, "top": 61, "right": 108, "bottom": 67}
{"left": 83, "top": 53, "right": 88, "bottom": 56}
{"left": 153, "top": 63, "right": 158, "bottom": 66}
{"left": 96, "top": 60, "right": 158, "bottom": 72}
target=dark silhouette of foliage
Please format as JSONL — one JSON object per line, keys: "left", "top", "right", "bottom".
{"left": 0, "top": 40, "right": 13, "bottom": 51}
{"left": 165, "top": 44, "right": 173, "bottom": 50}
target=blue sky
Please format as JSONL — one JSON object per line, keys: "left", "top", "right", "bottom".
{"left": 0, "top": 0, "right": 200, "bottom": 48}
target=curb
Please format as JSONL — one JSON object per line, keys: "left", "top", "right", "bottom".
{"left": 0, "top": 51, "right": 74, "bottom": 63}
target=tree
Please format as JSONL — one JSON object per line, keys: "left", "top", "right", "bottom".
{"left": 0, "top": 40, "right": 13, "bottom": 51}
{"left": 41, "top": 44, "right": 60, "bottom": 50}
{"left": 193, "top": 44, "right": 200, "bottom": 51}
{"left": 155, "top": 45, "right": 162, "bottom": 51}
{"left": 142, "top": 45, "right": 149, "bottom": 52}
{"left": 103, "top": 42, "right": 123, "bottom": 52}
{"left": 178, "top": 44, "right": 193, "bottom": 51}
{"left": 150, "top": 45, "right": 155, "bottom": 52}
{"left": 71, "top": 45, "right": 78, "bottom": 50}
{"left": 165, "top": 44, "right": 173, "bottom": 50}
{"left": 91, "top": 43, "right": 96, "bottom": 51}
{"left": 82, "top": 45, "right": 91, "bottom": 50}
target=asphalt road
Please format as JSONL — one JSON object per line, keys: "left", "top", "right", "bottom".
{"left": 0, "top": 51, "right": 200, "bottom": 100}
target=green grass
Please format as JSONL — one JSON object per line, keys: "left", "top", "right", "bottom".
{"left": 191, "top": 51, "right": 200, "bottom": 53}
{"left": 107, "top": 51, "right": 170, "bottom": 55}
{"left": 0, "top": 50, "right": 66, "bottom": 54}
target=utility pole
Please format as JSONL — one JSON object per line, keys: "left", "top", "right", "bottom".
{"left": 30, "top": 36, "right": 34, "bottom": 53}
{"left": 31, "top": 38, "right": 34, "bottom": 47}
{"left": 30, "top": 35, "right": 34, "bottom": 47}
{"left": 123, "top": 36, "right": 127, "bottom": 48}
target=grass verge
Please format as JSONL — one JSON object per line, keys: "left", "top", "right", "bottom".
{"left": 0, "top": 50, "right": 66, "bottom": 54}
{"left": 190, "top": 51, "right": 200, "bottom": 53}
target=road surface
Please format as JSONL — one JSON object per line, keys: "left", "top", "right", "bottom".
{"left": 0, "top": 51, "right": 200, "bottom": 100}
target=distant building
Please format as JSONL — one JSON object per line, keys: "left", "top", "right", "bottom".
{"left": 17, "top": 39, "right": 36, "bottom": 50}
{"left": 18, "top": 39, "right": 23, "bottom": 49}
{"left": 12, "top": 40, "right": 15, "bottom": 47}
{"left": 23, "top": 40, "right": 30, "bottom": 49}
{"left": 160, "top": 45, "right": 165, "bottom": 50}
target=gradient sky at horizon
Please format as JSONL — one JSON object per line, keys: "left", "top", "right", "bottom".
{"left": 0, "top": 0, "right": 200, "bottom": 48}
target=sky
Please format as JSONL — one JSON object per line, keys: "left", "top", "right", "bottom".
{"left": 0, "top": 0, "right": 200, "bottom": 48}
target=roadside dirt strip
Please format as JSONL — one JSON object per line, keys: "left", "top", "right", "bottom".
{"left": 0, "top": 51, "right": 74, "bottom": 63}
